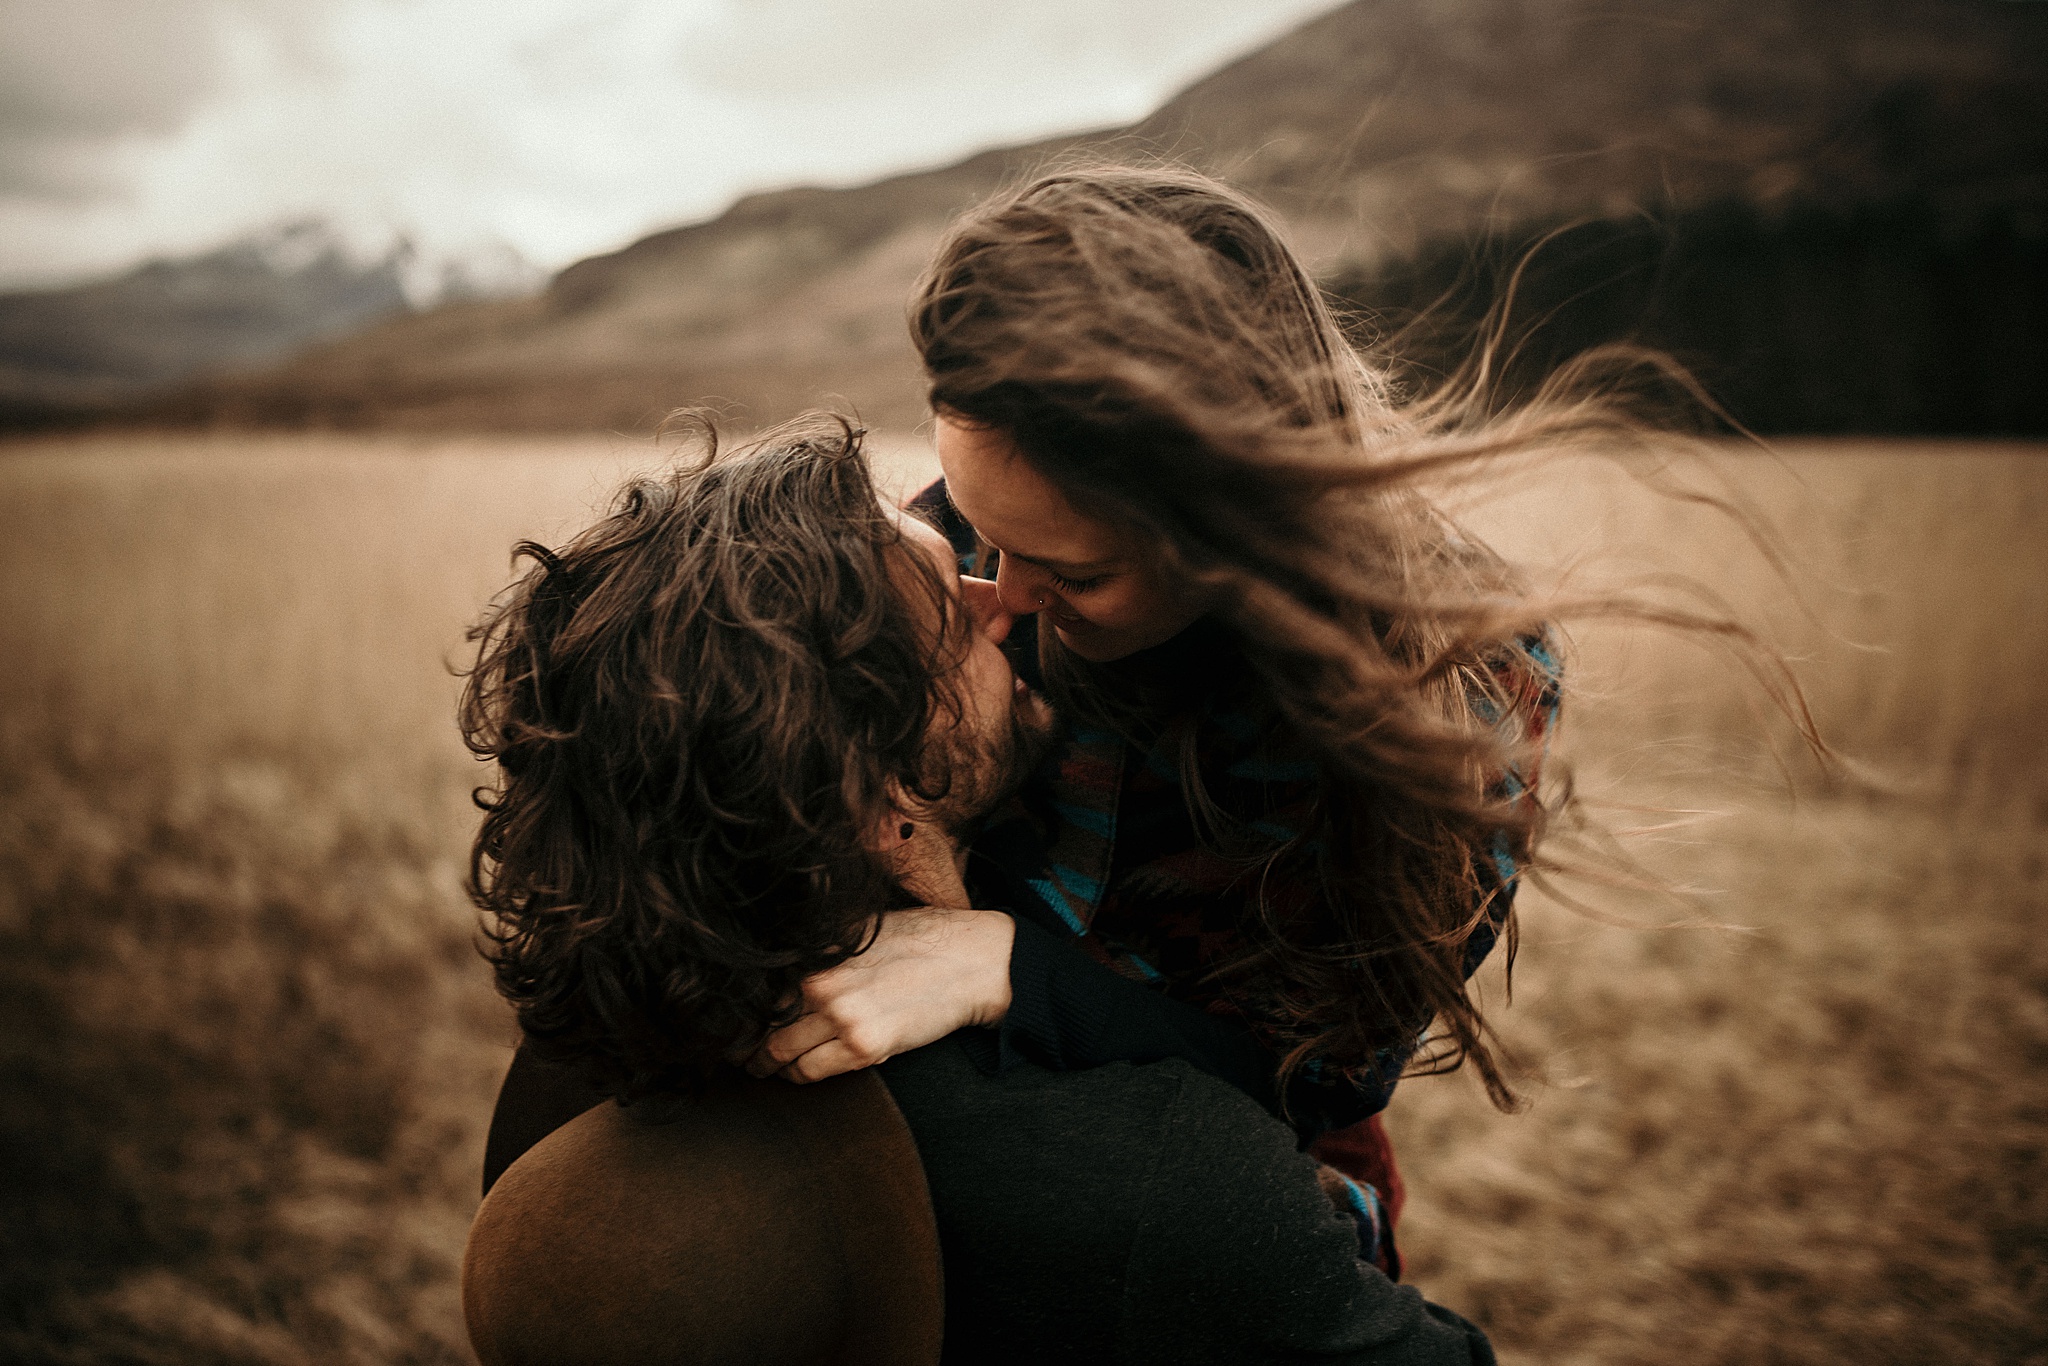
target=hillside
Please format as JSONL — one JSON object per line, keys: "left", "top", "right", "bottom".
{"left": 148, "top": 138, "right": 1093, "bottom": 434}
{"left": 145, "top": 0, "right": 2047, "bottom": 434}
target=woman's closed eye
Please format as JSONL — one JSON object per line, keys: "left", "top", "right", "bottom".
{"left": 958, "top": 514, "right": 1115, "bottom": 596}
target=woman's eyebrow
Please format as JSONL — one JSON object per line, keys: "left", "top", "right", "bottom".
{"left": 1001, "top": 548, "right": 1119, "bottom": 576}
{"left": 962, "top": 523, "right": 1118, "bottom": 576}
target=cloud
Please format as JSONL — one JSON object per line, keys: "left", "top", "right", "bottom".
{"left": 0, "top": 0, "right": 1340, "bottom": 289}
{"left": 0, "top": 0, "right": 335, "bottom": 192}
{"left": 0, "top": 1, "right": 219, "bottom": 141}
{"left": 0, "top": 1, "right": 219, "bottom": 206}
{"left": 686, "top": 0, "right": 1327, "bottom": 101}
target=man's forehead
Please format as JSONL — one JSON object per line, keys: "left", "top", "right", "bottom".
{"left": 889, "top": 505, "right": 961, "bottom": 575}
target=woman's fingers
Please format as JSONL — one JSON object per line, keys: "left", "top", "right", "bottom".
{"left": 750, "top": 1014, "right": 890, "bottom": 1085}
{"left": 778, "top": 1036, "right": 886, "bottom": 1085}
{"left": 747, "top": 907, "right": 1018, "bottom": 1083}
{"left": 745, "top": 1011, "right": 839, "bottom": 1077}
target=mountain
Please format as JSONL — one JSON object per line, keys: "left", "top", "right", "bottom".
{"left": 0, "top": 223, "right": 413, "bottom": 428}
{"left": 135, "top": 0, "right": 2048, "bottom": 434}
{"left": 0, "top": 224, "right": 546, "bottom": 431}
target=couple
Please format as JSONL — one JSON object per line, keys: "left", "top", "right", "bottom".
{"left": 461, "top": 166, "right": 1563, "bottom": 1364}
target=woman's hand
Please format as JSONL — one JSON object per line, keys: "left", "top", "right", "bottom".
{"left": 745, "top": 906, "right": 1015, "bottom": 1083}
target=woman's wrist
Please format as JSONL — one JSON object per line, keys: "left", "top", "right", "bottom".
{"left": 965, "top": 908, "right": 1016, "bottom": 1028}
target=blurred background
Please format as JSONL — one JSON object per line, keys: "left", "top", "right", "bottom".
{"left": 2, "top": 1, "right": 2044, "bottom": 1362}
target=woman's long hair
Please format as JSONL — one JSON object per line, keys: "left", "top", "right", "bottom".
{"left": 910, "top": 163, "right": 1782, "bottom": 1108}
{"left": 460, "top": 414, "right": 970, "bottom": 1098}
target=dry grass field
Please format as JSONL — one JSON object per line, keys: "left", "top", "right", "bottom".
{"left": 0, "top": 430, "right": 2041, "bottom": 1364}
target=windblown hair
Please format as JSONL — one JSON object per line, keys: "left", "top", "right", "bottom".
{"left": 461, "top": 414, "right": 967, "bottom": 1098}
{"left": 911, "top": 163, "right": 1719, "bottom": 1108}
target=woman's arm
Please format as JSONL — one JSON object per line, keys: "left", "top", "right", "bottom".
{"left": 747, "top": 906, "right": 1281, "bottom": 1118}
{"left": 998, "top": 915, "right": 1279, "bottom": 1107}
{"left": 745, "top": 905, "right": 1015, "bottom": 1081}
{"left": 747, "top": 822, "right": 1007, "bottom": 1081}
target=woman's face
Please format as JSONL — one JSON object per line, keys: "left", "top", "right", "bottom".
{"left": 935, "top": 414, "right": 1206, "bottom": 662}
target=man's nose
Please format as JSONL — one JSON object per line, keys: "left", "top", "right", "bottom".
{"left": 992, "top": 556, "right": 1047, "bottom": 617}
{"left": 959, "top": 576, "right": 1014, "bottom": 646}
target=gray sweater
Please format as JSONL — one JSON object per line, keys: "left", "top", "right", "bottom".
{"left": 877, "top": 1037, "right": 1494, "bottom": 1366}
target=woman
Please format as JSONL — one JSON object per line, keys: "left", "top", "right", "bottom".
{"left": 752, "top": 165, "right": 1584, "bottom": 1272}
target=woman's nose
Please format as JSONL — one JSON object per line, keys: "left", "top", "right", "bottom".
{"left": 992, "top": 557, "right": 1047, "bottom": 617}
{"left": 959, "top": 576, "right": 1014, "bottom": 646}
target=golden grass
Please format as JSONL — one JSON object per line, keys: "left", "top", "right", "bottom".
{"left": 0, "top": 430, "right": 2041, "bottom": 1363}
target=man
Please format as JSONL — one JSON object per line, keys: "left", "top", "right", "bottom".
{"left": 462, "top": 414, "right": 1495, "bottom": 1364}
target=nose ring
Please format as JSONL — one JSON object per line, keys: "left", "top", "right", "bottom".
{"left": 1034, "top": 592, "right": 1046, "bottom": 608}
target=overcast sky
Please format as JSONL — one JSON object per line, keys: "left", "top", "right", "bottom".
{"left": 0, "top": 0, "right": 1341, "bottom": 290}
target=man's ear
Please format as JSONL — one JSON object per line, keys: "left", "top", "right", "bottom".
{"left": 860, "top": 781, "right": 917, "bottom": 854}
{"left": 863, "top": 781, "right": 970, "bottom": 909}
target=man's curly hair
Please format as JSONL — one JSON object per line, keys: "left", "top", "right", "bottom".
{"left": 460, "top": 413, "right": 967, "bottom": 1098}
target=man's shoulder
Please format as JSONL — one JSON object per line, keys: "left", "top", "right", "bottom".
{"left": 882, "top": 1031, "right": 1206, "bottom": 1112}
{"left": 879, "top": 1037, "right": 1493, "bottom": 1366}
{"left": 878, "top": 1035, "right": 1222, "bottom": 1205}
{"left": 880, "top": 1032, "right": 1288, "bottom": 1180}
{"left": 877, "top": 1038, "right": 1254, "bottom": 1363}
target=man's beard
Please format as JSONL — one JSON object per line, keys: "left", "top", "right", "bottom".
{"left": 931, "top": 687, "right": 1059, "bottom": 838}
